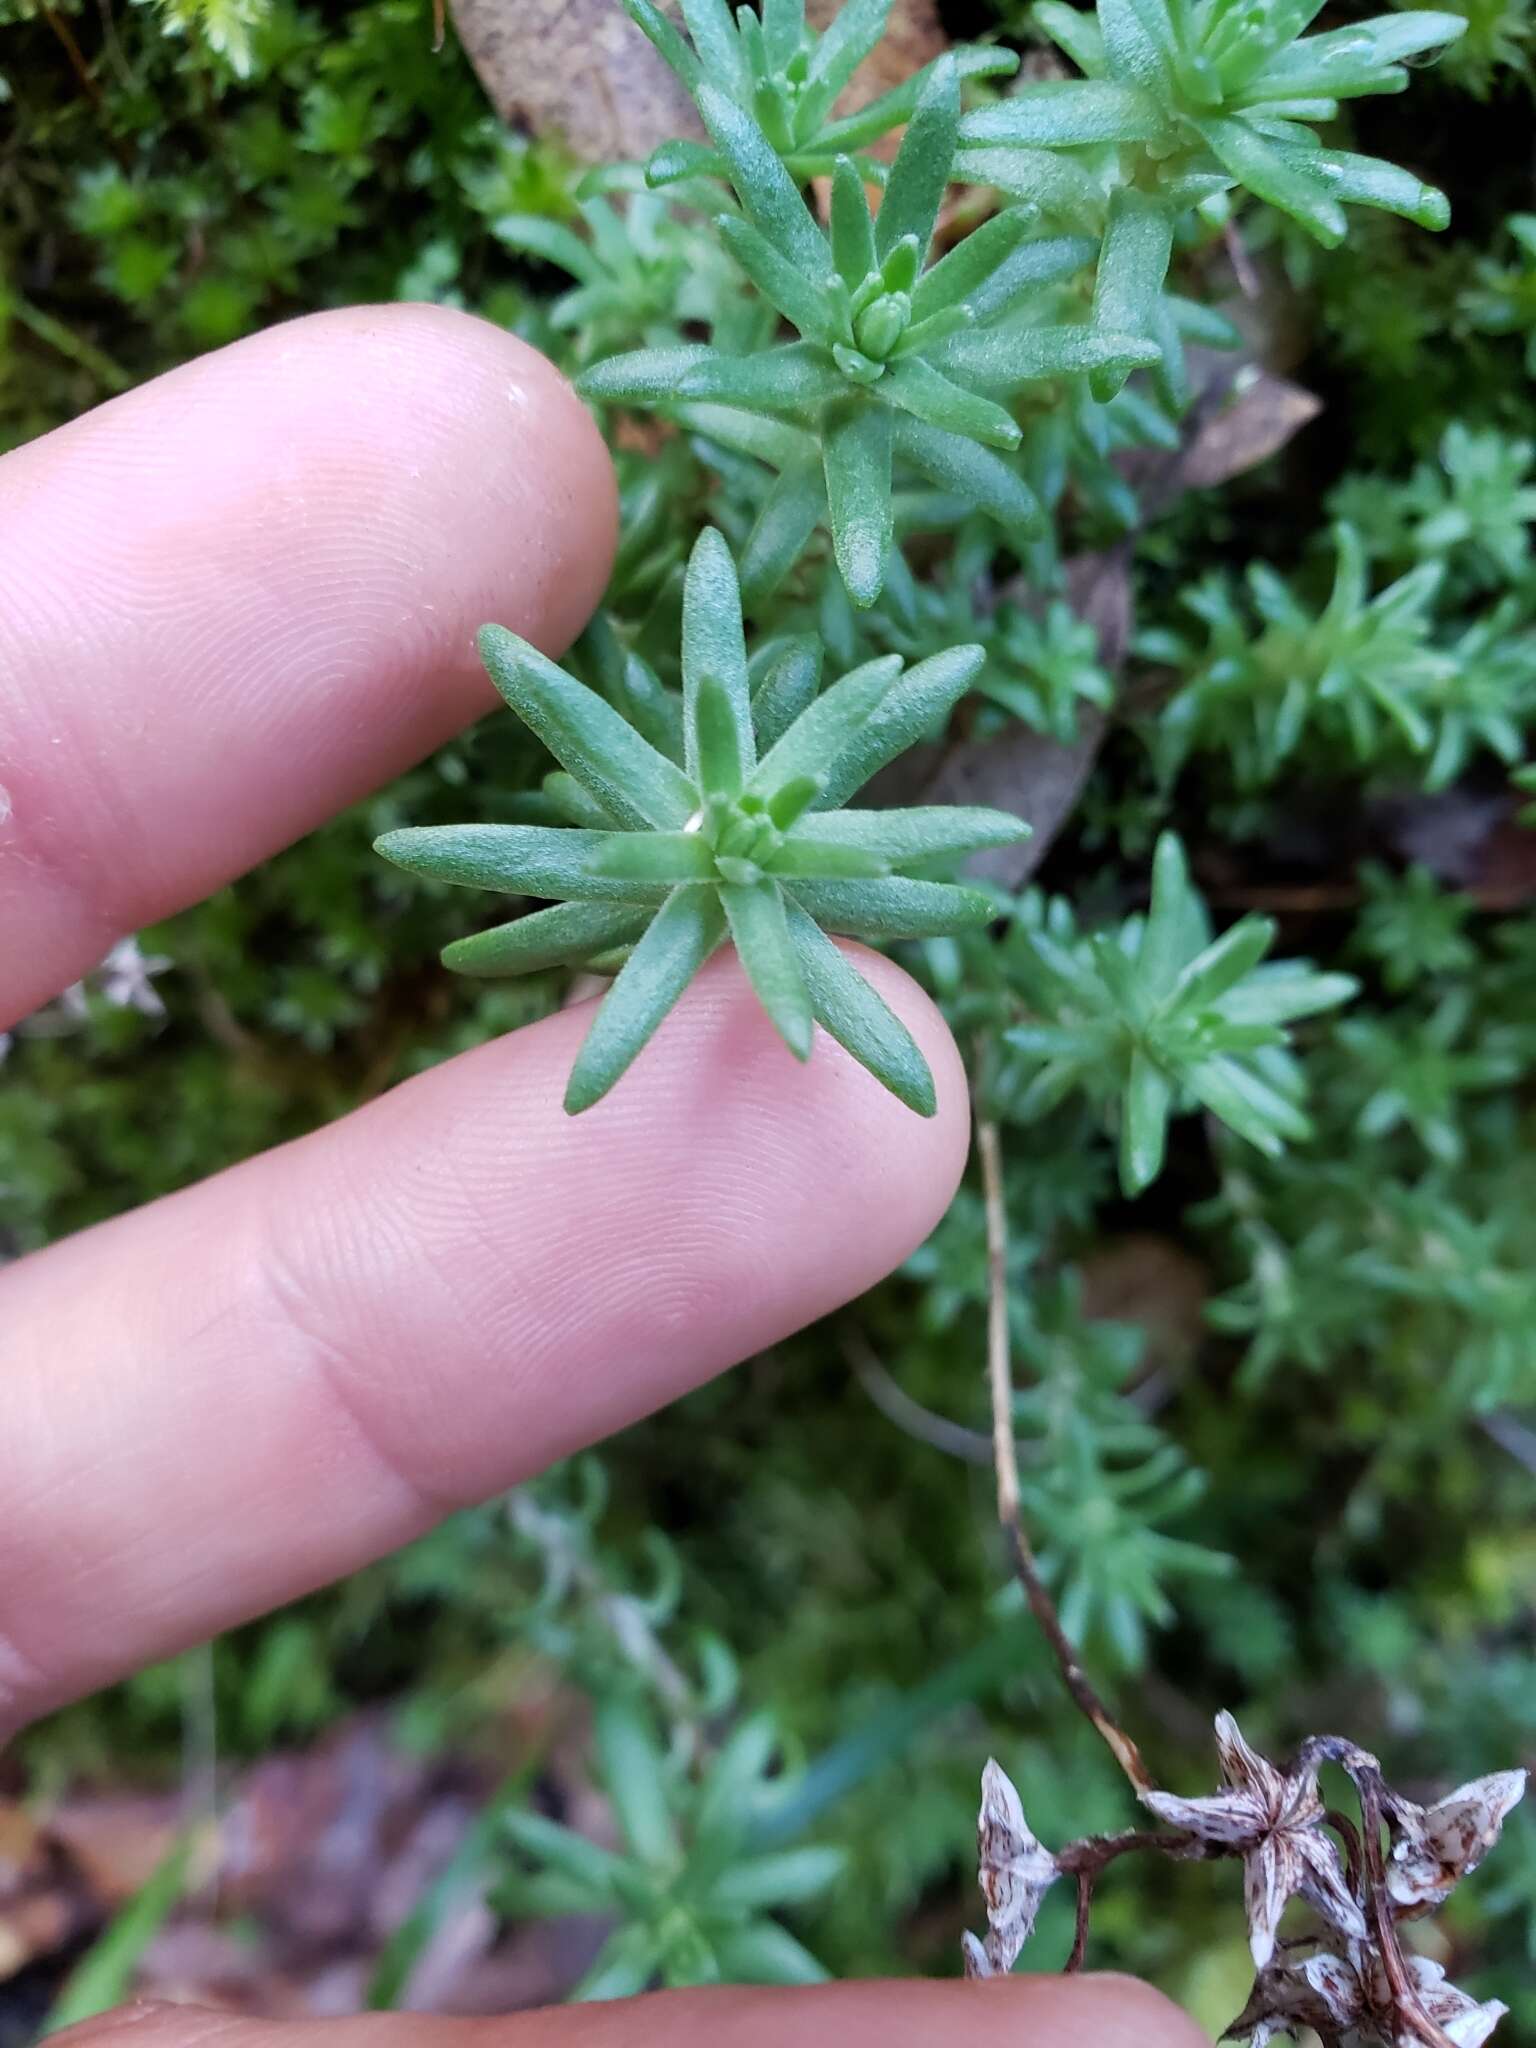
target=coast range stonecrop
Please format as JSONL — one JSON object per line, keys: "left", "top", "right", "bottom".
{"left": 376, "top": 528, "right": 1028, "bottom": 1113}
{"left": 1001, "top": 833, "right": 1356, "bottom": 1194}
{"left": 579, "top": 54, "right": 1161, "bottom": 606}
{"left": 617, "top": 0, "right": 1019, "bottom": 185}
{"left": 957, "top": 0, "right": 1466, "bottom": 392}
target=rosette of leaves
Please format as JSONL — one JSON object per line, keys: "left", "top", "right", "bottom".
{"left": 1002, "top": 834, "right": 1356, "bottom": 1193}
{"left": 1417, "top": 600, "right": 1536, "bottom": 789}
{"left": 852, "top": 526, "right": 1115, "bottom": 741}
{"left": 1461, "top": 212, "right": 1536, "bottom": 375}
{"left": 376, "top": 530, "right": 1027, "bottom": 1114}
{"left": 1012, "top": 1272, "right": 1230, "bottom": 1668}
{"left": 957, "top": 0, "right": 1464, "bottom": 394}
{"left": 579, "top": 59, "right": 1161, "bottom": 607}
{"left": 1205, "top": 1150, "right": 1536, "bottom": 1408}
{"left": 619, "top": 0, "right": 1017, "bottom": 186}
{"left": 497, "top": 1696, "right": 841, "bottom": 1994}
{"left": 1144, "top": 524, "right": 1453, "bottom": 790}
{"left": 1404, "top": 421, "right": 1536, "bottom": 591}
{"left": 490, "top": 180, "right": 745, "bottom": 364}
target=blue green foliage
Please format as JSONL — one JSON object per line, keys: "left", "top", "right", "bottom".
{"left": 5, "top": 0, "right": 1536, "bottom": 2029}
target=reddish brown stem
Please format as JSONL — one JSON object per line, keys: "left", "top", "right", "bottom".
{"left": 43, "top": 4, "right": 106, "bottom": 110}
{"left": 978, "top": 1119, "right": 1158, "bottom": 1800}
{"left": 1066, "top": 1875, "right": 1094, "bottom": 1973}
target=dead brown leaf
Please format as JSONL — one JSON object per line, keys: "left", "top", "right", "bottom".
{"left": 1175, "top": 370, "right": 1323, "bottom": 493}
{"left": 808, "top": 0, "right": 943, "bottom": 157}
{"left": 452, "top": 0, "right": 948, "bottom": 165}
{"left": 48, "top": 1795, "right": 180, "bottom": 1905}
{"left": 1078, "top": 1234, "right": 1208, "bottom": 1375}
{"left": 449, "top": 0, "right": 703, "bottom": 162}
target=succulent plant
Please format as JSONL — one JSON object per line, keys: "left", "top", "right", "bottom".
{"left": 376, "top": 529, "right": 1028, "bottom": 1113}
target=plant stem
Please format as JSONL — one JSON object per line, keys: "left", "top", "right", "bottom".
{"left": 6, "top": 292, "right": 134, "bottom": 393}
{"left": 976, "top": 1116, "right": 1157, "bottom": 1798}
{"left": 1300, "top": 1738, "right": 1457, "bottom": 2048}
{"left": 845, "top": 1325, "right": 993, "bottom": 1465}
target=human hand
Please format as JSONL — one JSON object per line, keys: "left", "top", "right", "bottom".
{"left": 0, "top": 304, "right": 1200, "bottom": 2048}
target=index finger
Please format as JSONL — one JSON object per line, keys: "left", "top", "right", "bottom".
{"left": 0, "top": 303, "right": 617, "bottom": 1027}
{"left": 57, "top": 1974, "right": 1206, "bottom": 2046}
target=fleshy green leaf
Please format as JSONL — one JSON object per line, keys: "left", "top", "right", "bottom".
{"left": 875, "top": 55, "right": 958, "bottom": 262}
{"left": 786, "top": 902, "right": 937, "bottom": 1114}
{"left": 1138, "top": 832, "right": 1197, "bottom": 1001}
{"left": 959, "top": 80, "right": 1166, "bottom": 148}
{"left": 880, "top": 356, "right": 1022, "bottom": 450}
{"left": 501, "top": 1812, "right": 630, "bottom": 1900}
{"left": 760, "top": 0, "right": 803, "bottom": 72}
{"left": 741, "top": 461, "right": 828, "bottom": 606}
{"left": 676, "top": 342, "right": 851, "bottom": 413}
{"left": 442, "top": 902, "right": 650, "bottom": 978}
{"left": 571, "top": 1926, "right": 662, "bottom": 2003}
{"left": 698, "top": 83, "right": 835, "bottom": 282}
{"left": 578, "top": 345, "right": 715, "bottom": 403}
{"left": 1167, "top": 918, "right": 1276, "bottom": 1014}
{"left": 796, "top": 803, "right": 1028, "bottom": 865}
{"left": 375, "top": 825, "right": 672, "bottom": 904}
{"left": 587, "top": 833, "right": 720, "bottom": 883}
{"left": 1194, "top": 115, "right": 1348, "bottom": 244}
{"left": 616, "top": 0, "right": 704, "bottom": 87}
{"left": 595, "top": 1698, "right": 677, "bottom": 1862}
{"left": 750, "top": 653, "right": 902, "bottom": 799}
{"left": 891, "top": 416, "right": 1043, "bottom": 534}
{"left": 817, "top": 643, "right": 985, "bottom": 806}
{"left": 1122, "top": 1047, "right": 1173, "bottom": 1194}
{"left": 789, "top": 875, "right": 996, "bottom": 936}
{"left": 711, "top": 1846, "right": 845, "bottom": 1911}
{"left": 1312, "top": 148, "right": 1451, "bottom": 230}
{"left": 806, "top": 0, "right": 892, "bottom": 97}
{"left": 750, "top": 638, "right": 824, "bottom": 754}
{"left": 566, "top": 889, "right": 727, "bottom": 1111}
{"left": 682, "top": 528, "right": 754, "bottom": 788}
{"left": 679, "top": 0, "right": 746, "bottom": 91}
{"left": 722, "top": 880, "right": 814, "bottom": 1057}
{"left": 478, "top": 630, "right": 697, "bottom": 831}
{"left": 824, "top": 402, "right": 895, "bottom": 606}
{"left": 909, "top": 206, "right": 1037, "bottom": 323}
{"left": 830, "top": 154, "right": 877, "bottom": 287}
{"left": 716, "top": 217, "right": 842, "bottom": 345}
{"left": 1186, "top": 1054, "right": 1311, "bottom": 1149}
{"left": 1089, "top": 185, "right": 1173, "bottom": 401}
{"left": 939, "top": 323, "right": 1161, "bottom": 391}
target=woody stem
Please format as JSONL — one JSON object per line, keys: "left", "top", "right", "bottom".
{"left": 977, "top": 1117, "right": 1158, "bottom": 1799}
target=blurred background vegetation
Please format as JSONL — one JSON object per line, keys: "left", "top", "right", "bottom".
{"left": 2, "top": 0, "right": 1535, "bottom": 2037}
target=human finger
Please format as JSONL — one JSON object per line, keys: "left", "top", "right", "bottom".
{"left": 0, "top": 302, "right": 616, "bottom": 1027}
{"left": 0, "top": 950, "right": 968, "bottom": 1731}
{"left": 55, "top": 1972, "right": 1206, "bottom": 2048}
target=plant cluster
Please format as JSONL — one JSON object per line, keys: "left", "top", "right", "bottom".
{"left": 5, "top": 0, "right": 1536, "bottom": 2031}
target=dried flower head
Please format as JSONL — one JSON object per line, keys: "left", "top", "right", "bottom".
{"left": 1226, "top": 1946, "right": 1365, "bottom": 2044}
{"left": 963, "top": 1758, "right": 1059, "bottom": 1976}
{"left": 1386, "top": 1770, "right": 1528, "bottom": 1914}
{"left": 1226, "top": 1944, "right": 1510, "bottom": 2048}
{"left": 1142, "top": 1712, "right": 1368, "bottom": 1969}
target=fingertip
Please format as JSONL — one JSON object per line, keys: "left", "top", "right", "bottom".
{"left": 0, "top": 944, "right": 972, "bottom": 1708}
{"left": 829, "top": 942, "right": 970, "bottom": 1199}
{"left": 269, "top": 301, "right": 618, "bottom": 661}
{"left": 1046, "top": 1973, "right": 1211, "bottom": 2046}
{"left": 0, "top": 302, "right": 619, "bottom": 1020}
